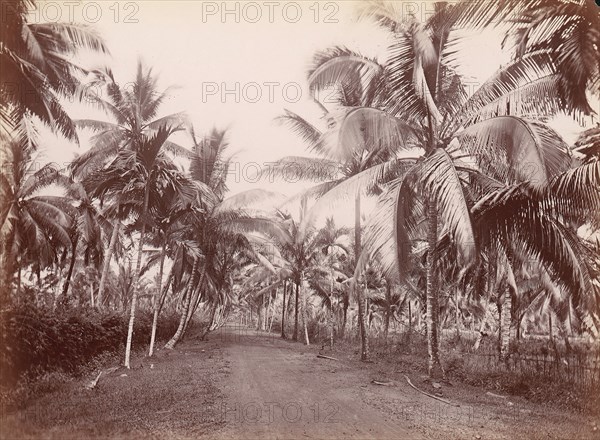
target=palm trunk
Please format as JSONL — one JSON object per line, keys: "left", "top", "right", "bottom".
{"left": 200, "top": 300, "right": 219, "bottom": 340}
{"left": 301, "top": 277, "right": 310, "bottom": 346}
{"left": 499, "top": 285, "right": 512, "bottom": 364}
{"left": 124, "top": 186, "right": 150, "bottom": 368}
{"left": 182, "top": 283, "right": 204, "bottom": 339}
{"left": 455, "top": 288, "right": 460, "bottom": 340}
{"left": 473, "top": 306, "right": 490, "bottom": 351}
{"left": 548, "top": 312, "right": 554, "bottom": 344}
{"left": 384, "top": 284, "right": 391, "bottom": 346}
{"left": 281, "top": 280, "right": 287, "bottom": 339}
{"left": 148, "top": 241, "right": 167, "bottom": 356}
{"left": 182, "top": 269, "right": 209, "bottom": 341}
{"left": 408, "top": 300, "right": 412, "bottom": 334}
{"left": 165, "top": 258, "right": 201, "bottom": 349}
{"left": 426, "top": 197, "right": 443, "bottom": 378}
{"left": 167, "top": 284, "right": 195, "bottom": 348}
{"left": 293, "top": 281, "right": 299, "bottom": 341}
{"left": 329, "top": 271, "right": 335, "bottom": 349}
{"left": 257, "top": 294, "right": 264, "bottom": 331}
{"left": 62, "top": 234, "right": 79, "bottom": 298}
{"left": 98, "top": 220, "right": 120, "bottom": 309}
{"left": 341, "top": 300, "right": 348, "bottom": 338}
{"left": 355, "top": 192, "right": 369, "bottom": 361}
{"left": 16, "top": 264, "right": 22, "bottom": 304}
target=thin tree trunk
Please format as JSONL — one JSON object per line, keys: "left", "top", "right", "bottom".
{"left": 182, "top": 283, "right": 204, "bottom": 339}
{"left": 355, "top": 192, "right": 369, "bottom": 361}
{"left": 426, "top": 197, "right": 443, "bottom": 378}
{"left": 98, "top": 220, "right": 120, "bottom": 309}
{"left": 293, "top": 281, "right": 299, "bottom": 341}
{"left": 124, "top": 186, "right": 150, "bottom": 368}
{"left": 62, "top": 234, "right": 79, "bottom": 299}
{"left": 499, "top": 285, "right": 512, "bottom": 364}
{"left": 301, "top": 277, "right": 310, "bottom": 346}
{"left": 281, "top": 280, "right": 287, "bottom": 339}
{"left": 199, "top": 300, "right": 219, "bottom": 340}
{"left": 408, "top": 300, "right": 412, "bottom": 334}
{"left": 16, "top": 264, "right": 21, "bottom": 304}
{"left": 384, "top": 284, "right": 391, "bottom": 346}
{"left": 329, "top": 270, "right": 335, "bottom": 349}
{"left": 165, "top": 259, "right": 201, "bottom": 349}
{"left": 257, "top": 294, "right": 264, "bottom": 331}
{"left": 149, "top": 241, "right": 167, "bottom": 356}
{"left": 455, "top": 288, "right": 460, "bottom": 340}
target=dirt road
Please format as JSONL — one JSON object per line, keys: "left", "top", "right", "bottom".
{"left": 212, "top": 325, "right": 597, "bottom": 440}
{"left": 214, "top": 325, "right": 419, "bottom": 439}
{"left": 1, "top": 324, "right": 597, "bottom": 439}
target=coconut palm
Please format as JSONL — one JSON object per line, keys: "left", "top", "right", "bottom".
{"left": 0, "top": 137, "right": 74, "bottom": 300}
{"left": 0, "top": 0, "right": 108, "bottom": 140}
{"left": 455, "top": 0, "right": 600, "bottom": 116}
{"left": 310, "top": 1, "right": 599, "bottom": 376}
{"left": 87, "top": 124, "right": 193, "bottom": 367}
{"left": 72, "top": 63, "right": 191, "bottom": 307}
{"left": 163, "top": 127, "right": 286, "bottom": 349}
{"left": 267, "top": 99, "right": 415, "bottom": 359}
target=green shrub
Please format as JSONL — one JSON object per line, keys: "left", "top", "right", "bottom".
{"left": 0, "top": 304, "right": 180, "bottom": 386}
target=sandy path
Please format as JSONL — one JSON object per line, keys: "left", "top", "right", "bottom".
{"left": 213, "top": 325, "right": 423, "bottom": 439}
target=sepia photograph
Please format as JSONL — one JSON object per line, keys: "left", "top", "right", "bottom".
{"left": 0, "top": 0, "right": 599, "bottom": 438}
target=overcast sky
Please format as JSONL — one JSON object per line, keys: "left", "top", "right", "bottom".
{"left": 31, "top": 0, "right": 591, "bottom": 223}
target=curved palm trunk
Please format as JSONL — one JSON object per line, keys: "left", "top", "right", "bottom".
{"left": 124, "top": 187, "right": 150, "bottom": 368}
{"left": 182, "top": 280, "right": 205, "bottom": 339}
{"left": 281, "top": 280, "right": 287, "bottom": 339}
{"left": 166, "top": 284, "right": 195, "bottom": 349}
{"left": 62, "top": 234, "right": 79, "bottom": 299}
{"left": 148, "top": 240, "right": 167, "bottom": 356}
{"left": 165, "top": 259, "right": 202, "bottom": 349}
{"left": 499, "top": 285, "right": 512, "bottom": 364}
{"left": 355, "top": 193, "right": 369, "bottom": 361}
{"left": 200, "top": 300, "right": 219, "bottom": 340}
{"left": 426, "top": 198, "right": 444, "bottom": 378}
{"left": 97, "top": 220, "right": 120, "bottom": 308}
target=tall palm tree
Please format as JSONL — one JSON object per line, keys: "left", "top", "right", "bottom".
{"left": 163, "top": 127, "right": 286, "bottom": 349}
{"left": 0, "top": 136, "right": 74, "bottom": 300}
{"left": 0, "top": 0, "right": 108, "bottom": 140}
{"left": 267, "top": 101, "right": 414, "bottom": 359}
{"left": 311, "top": 0, "right": 599, "bottom": 376}
{"left": 87, "top": 124, "right": 192, "bottom": 368}
{"left": 72, "top": 63, "right": 191, "bottom": 307}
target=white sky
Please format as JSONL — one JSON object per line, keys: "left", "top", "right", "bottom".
{"left": 30, "top": 1, "right": 594, "bottom": 225}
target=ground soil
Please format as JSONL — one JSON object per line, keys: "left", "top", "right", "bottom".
{"left": 1, "top": 324, "right": 599, "bottom": 439}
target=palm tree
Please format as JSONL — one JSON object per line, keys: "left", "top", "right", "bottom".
{"left": 72, "top": 63, "right": 191, "bottom": 308}
{"left": 267, "top": 101, "right": 414, "bottom": 359}
{"left": 0, "top": 136, "right": 74, "bottom": 301}
{"left": 163, "top": 127, "right": 286, "bottom": 349}
{"left": 87, "top": 124, "right": 192, "bottom": 368}
{"left": 457, "top": 0, "right": 600, "bottom": 116}
{"left": 0, "top": 0, "right": 108, "bottom": 140}
{"left": 311, "top": 1, "right": 599, "bottom": 376}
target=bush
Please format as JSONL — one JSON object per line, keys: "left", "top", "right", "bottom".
{"left": 0, "top": 304, "right": 180, "bottom": 387}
